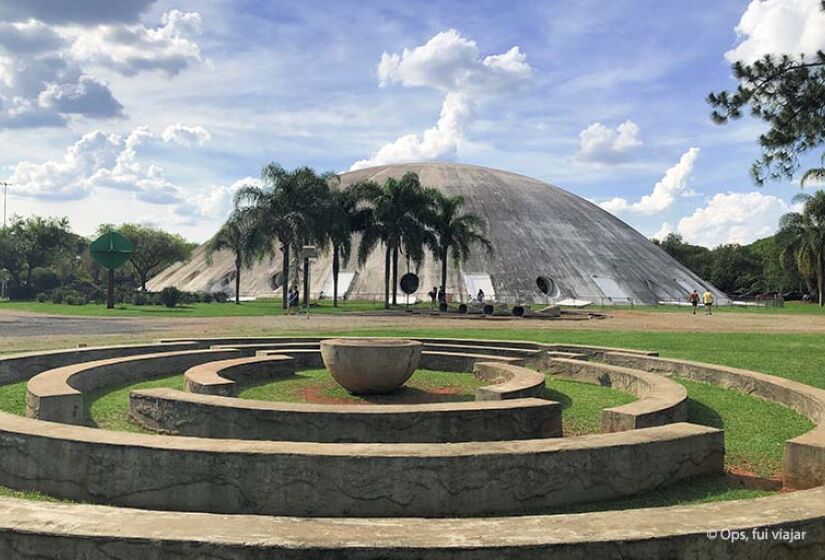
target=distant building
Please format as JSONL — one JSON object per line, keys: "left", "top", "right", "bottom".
{"left": 148, "top": 163, "right": 725, "bottom": 305}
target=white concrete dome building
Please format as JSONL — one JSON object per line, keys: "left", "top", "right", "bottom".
{"left": 148, "top": 162, "right": 724, "bottom": 305}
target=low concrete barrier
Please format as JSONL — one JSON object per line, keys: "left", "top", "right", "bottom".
{"left": 183, "top": 355, "right": 295, "bottom": 396}
{"left": 546, "top": 344, "right": 658, "bottom": 360}
{"left": 130, "top": 389, "right": 562, "bottom": 442}
{"left": 543, "top": 358, "right": 688, "bottom": 432}
{"left": 474, "top": 362, "right": 546, "bottom": 400}
{"left": 602, "top": 352, "right": 825, "bottom": 489}
{"left": 0, "top": 342, "right": 198, "bottom": 385}
{"left": 25, "top": 349, "right": 241, "bottom": 425}
{"left": 0, "top": 414, "right": 722, "bottom": 517}
{"left": 0, "top": 487, "right": 823, "bottom": 559}
{"left": 419, "top": 351, "right": 523, "bottom": 372}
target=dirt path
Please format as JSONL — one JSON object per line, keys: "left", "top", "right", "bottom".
{"left": 2, "top": 307, "right": 824, "bottom": 354}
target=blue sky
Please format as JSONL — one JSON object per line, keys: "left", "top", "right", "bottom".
{"left": 1, "top": 0, "right": 823, "bottom": 244}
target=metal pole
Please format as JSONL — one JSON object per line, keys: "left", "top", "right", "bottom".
{"left": 305, "top": 259, "right": 310, "bottom": 320}
{"left": 107, "top": 269, "right": 114, "bottom": 309}
{"left": 2, "top": 182, "right": 7, "bottom": 229}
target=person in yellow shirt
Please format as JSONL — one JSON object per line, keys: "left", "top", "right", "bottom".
{"left": 702, "top": 290, "right": 714, "bottom": 315}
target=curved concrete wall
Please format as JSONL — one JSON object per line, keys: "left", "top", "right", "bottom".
{"left": 183, "top": 355, "right": 295, "bottom": 396}
{"left": 1, "top": 487, "right": 822, "bottom": 559}
{"left": 25, "top": 349, "right": 241, "bottom": 425}
{"left": 130, "top": 389, "right": 562, "bottom": 443}
{"left": 0, "top": 342, "right": 198, "bottom": 385}
{"left": 601, "top": 352, "right": 825, "bottom": 489}
{"left": 543, "top": 358, "right": 688, "bottom": 432}
{"left": 0, "top": 413, "right": 722, "bottom": 517}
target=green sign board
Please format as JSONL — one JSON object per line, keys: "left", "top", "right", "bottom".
{"left": 90, "top": 231, "right": 133, "bottom": 270}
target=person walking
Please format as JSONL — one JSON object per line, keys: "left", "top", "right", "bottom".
{"left": 437, "top": 286, "right": 447, "bottom": 308}
{"left": 689, "top": 290, "right": 699, "bottom": 315}
{"left": 287, "top": 285, "right": 299, "bottom": 315}
{"left": 428, "top": 287, "right": 438, "bottom": 309}
{"left": 477, "top": 289, "right": 485, "bottom": 303}
{"left": 702, "top": 289, "right": 714, "bottom": 315}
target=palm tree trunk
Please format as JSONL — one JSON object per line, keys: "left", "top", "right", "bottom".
{"left": 235, "top": 258, "right": 241, "bottom": 305}
{"left": 384, "top": 243, "right": 391, "bottom": 309}
{"left": 819, "top": 256, "right": 824, "bottom": 307}
{"left": 332, "top": 245, "right": 340, "bottom": 307}
{"left": 440, "top": 246, "right": 448, "bottom": 295}
{"left": 281, "top": 242, "right": 289, "bottom": 309}
{"left": 392, "top": 245, "right": 399, "bottom": 305}
{"left": 303, "top": 256, "right": 310, "bottom": 311}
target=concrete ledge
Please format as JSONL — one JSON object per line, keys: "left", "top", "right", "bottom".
{"left": 25, "top": 349, "right": 241, "bottom": 425}
{"left": 543, "top": 358, "right": 688, "bottom": 432}
{"left": 0, "top": 342, "right": 199, "bottom": 385}
{"left": 129, "top": 389, "right": 562, "bottom": 442}
{"left": 0, "top": 414, "right": 722, "bottom": 516}
{"left": 474, "top": 362, "right": 546, "bottom": 401}
{"left": 182, "top": 355, "right": 295, "bottom": 396}
{"left": 601, "top": 352, "right": 825, "bottom": 489}
{"left": 159, "top": 336, "right": 548, "bottom": 352}
{"left": 546, "top": 343, "right": 659, "bottom": 360}
{"left": 0, "top": 487, "right": 823, "bottom": 558}
{"left": 420, "top": 351, "right": 523, "bottom": 372}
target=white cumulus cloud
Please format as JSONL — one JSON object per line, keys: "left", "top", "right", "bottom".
{"left": 353, "top": 29, "right": 532, "bottom": 170}
{"left": 726, "top": 0, "right": 825, "bottom": 63}
{"left": 0, "top": 9, "right": 202, "bottom": 128}
{"left": 69, "top": 10, "right": 203, "bottom": 77}
{"left": 162, "top": 123, "right": 211, "bottom": 147}
{"left": 7, "top": 123, "right": 210, "bottom": 208}
{"left": 575, "top": 119, "right": 643, "bottom": 164}
{"left": 676, "top": 192, "right": 792, "bottom": 247}
{"left": 351, "top": 91, "right": 472, "bottom": 170}
{"left": 600, "top": 147, "right": 700, "bottom": 215}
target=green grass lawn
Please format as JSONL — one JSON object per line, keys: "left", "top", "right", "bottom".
{"left": 0, "top": 299, "right": 401, "bottom": 317}
{"left": 3, "top": 298, "right": 824, "bottom": 318}
{"left": 85, "top": 374, "right": 184, "bottom": 432}
{"left": 544, "top": 377, "right": 634, "bottom": 435}
{"left": 239, "top": 368, "right": 485, "bottom": 404}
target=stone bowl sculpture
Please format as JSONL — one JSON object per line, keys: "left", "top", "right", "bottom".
{"left": 320, "top": 338, "right": 422, "bottom": 394}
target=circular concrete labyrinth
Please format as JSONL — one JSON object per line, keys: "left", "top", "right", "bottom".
{"left": 0, "top": 337, "right": 823, "bottom": 557}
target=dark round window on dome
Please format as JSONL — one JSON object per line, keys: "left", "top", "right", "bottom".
{"left": 536, "top": 276, "right": 556, "bottom": 296}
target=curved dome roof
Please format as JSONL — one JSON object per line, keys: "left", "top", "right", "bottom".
{"left": 149, "top": 162, "right": 723, "bottom": 305}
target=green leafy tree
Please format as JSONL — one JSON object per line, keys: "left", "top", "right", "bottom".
{"left": 708, "top": 244, "right": 763, "bottom": 293}
{"left": 354, "top": 172, "right": 435, "bottom": 308}
{"left": 205, "top": 209, "right": 267, "bottom": 304}
{"left": 652, "top": 233, "right": 713, "bottom": 279}
{"left": 707, "top": 1, "right": 825, "bottom": 185}
{"left": 428, "top": 191, "right": 493, "bottom": 296}
{"left": 776, "top": 191, "right": 825, "bottom": 305}
{"left": 0, "top": 216, "right": 74, "bottom": 290}
{"left": 98, "top": 223, "right": 193, "bottom": 291}
{"left": 234, "top": 164, "right": 332, "bottom": 308}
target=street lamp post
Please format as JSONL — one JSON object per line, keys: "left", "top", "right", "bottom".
{"left": 1, "top": 181, "right": 10, "bottom": 229}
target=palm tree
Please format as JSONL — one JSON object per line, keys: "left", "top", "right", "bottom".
{"left": 234, "top": 164, "right": 331, "bottom": 309}
{"left": 354, "top": 172, "right": 434, "bottom": 308}
{"left": 204, "top": 209, "right": 266, "bottom": 304}
{"left": 777, "top": 191, "right": 825, "bottom": 306}
{"left": 429, "top": 191, "right": 493, "bottom": 297}
{"left": 326, "top": 186, "right": 369, "bottom": 306}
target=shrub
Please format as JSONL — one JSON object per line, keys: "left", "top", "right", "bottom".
{"left": 160, "top": 286, "right": 181, "bottom": 308}
{"left": 133, "top": 292, "right": 149, "bottom": 306}
{"left": 200, "top": 291, "right": 214, "bottom": 303}
{"left": 36, "top": 292, "right": 48, "bottom": 303}
{"left": 213, "top": 291, "right": 229, "bottom": 303}
{"left": 30, "top": 267, "right": 61, "bottom": 292}
{"left": 64, "top": 293, "right": 87, "bottom": 306}
{"left": 50, "top": 289, "right": 65, "bottom": 304}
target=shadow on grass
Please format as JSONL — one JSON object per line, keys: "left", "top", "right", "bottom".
{"left": 685, "top": 397, "right": 725, "bottom": 430}
{"left": 544, "top": 387, "right": 572, "bottom": 410}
